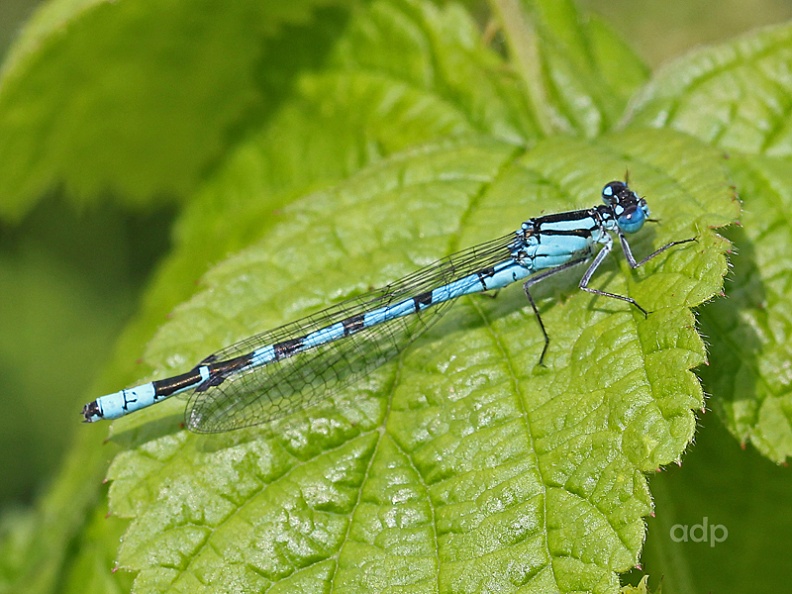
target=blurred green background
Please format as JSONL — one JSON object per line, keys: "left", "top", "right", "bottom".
{"left": 0, "top": 0, "right": 790, "bottom": 517}
{"left": 0, "top": 0, "right": 174, "bottom": 510}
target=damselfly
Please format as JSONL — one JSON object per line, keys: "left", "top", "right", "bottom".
{"left": 82, "top": 180, "right": 694, "bottom": 433}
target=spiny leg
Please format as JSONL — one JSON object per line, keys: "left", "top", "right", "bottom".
{"left": 578, "top": 239, "right": 649, "bottom": 316}
{"left": 580, "top": 235, "right": 698, "bottom": 316}
{"left": 618, "top": 233, "right": 697, "bottom": 268}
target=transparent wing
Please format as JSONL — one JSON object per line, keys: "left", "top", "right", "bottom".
{"left": 185, "top": 232, "right": 519, "bottom": 432}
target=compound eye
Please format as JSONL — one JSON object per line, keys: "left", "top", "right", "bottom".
{"left": 602, "top": 181, "right": 627, "bottom": 204}
{"left": 618, "top": 204, "right": 646, "bottom": 233}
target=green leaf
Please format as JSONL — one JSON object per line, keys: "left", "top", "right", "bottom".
{"left": 104, "top": 131, "right": 733, "bottom": 592}
{"left": 627, "top": 21, "right": 792, "bottom": 462}
{"left": 0, "top": 0, "right": 353, "bottom": 219}
{"left": 620, "top": 575, "right": 652, "bottom": 594}
{"left": 627, "top": 22, "right": 792, "bottom": 157}
{"left": 642, "top": 413, "right": 792, "bottom": 592}
{"left": 0, "top": 428, "right": 130, "bottom": 594}
{"left": 495, "top": 0, "right": 649, "bottom": 136}
{"left": 0, "top": 0, "right": 754, "bottom": 591}
{"left": 698, "top": 156, "right": 792, "bottom": 462}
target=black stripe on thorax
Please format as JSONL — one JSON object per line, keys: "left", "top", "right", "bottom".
{"left": 535, "top": 227, "right": 594, "bottom": 238}
{"left": 533, "top": 208, "right": 592, "bottom": 225}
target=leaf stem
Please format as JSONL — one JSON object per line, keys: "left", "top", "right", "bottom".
{"left": 490, "top": 0, "right": 558, "bottom": 135}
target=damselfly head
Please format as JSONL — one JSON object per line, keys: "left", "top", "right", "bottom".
{"left": 602, "top": 180, "right": 651, "bottom": 234}
{"left": 601, "top": 180, "right": 632, "bottom": 205}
